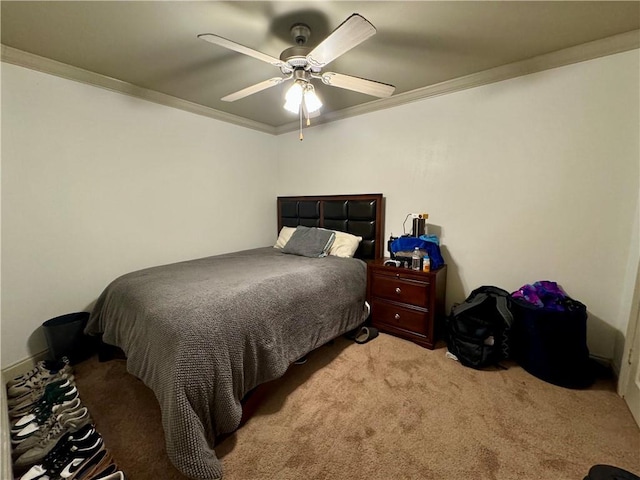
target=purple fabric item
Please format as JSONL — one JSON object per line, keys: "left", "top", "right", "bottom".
{"left": 512, "top": 281, "right": 569, "bottom": 311}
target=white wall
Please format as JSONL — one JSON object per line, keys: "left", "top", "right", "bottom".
{"left": 1, "top": 63, "right": 278, "bottom": 367}
{"left": 276, "top": 50, "right": 640, "bottom": 368}
{"left": 2, "top": 50, "right": 638, "bottom": 371}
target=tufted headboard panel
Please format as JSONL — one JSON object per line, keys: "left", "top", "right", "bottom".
{"left": 277, "top": 194, "right": 385, "bottom": 260}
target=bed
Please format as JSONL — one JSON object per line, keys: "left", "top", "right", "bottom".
{"left": 85, "top": 193, "right": 384, "bottom": 480}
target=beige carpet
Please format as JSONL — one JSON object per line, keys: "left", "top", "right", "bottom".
{"left": 73, "top": 334, "right": 640, "bottom": 480}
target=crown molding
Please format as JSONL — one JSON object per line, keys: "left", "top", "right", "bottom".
{"left": 3, "top": 29, "right": 638, "bottom": 137}
{"left": 275, "top": 29, "right": 640, "bottom": 135}
{"left": 0, "top": 45, "right": 278, "bottom": 135}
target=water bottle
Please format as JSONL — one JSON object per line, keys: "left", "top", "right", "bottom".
{"left": 411, "top": 247, "right": 421, "bottom": 271}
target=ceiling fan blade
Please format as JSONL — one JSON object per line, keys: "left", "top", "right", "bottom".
{"left": 198, "top": 33, "right": 285, "bottom": 68}
{"left": 320, "top": 72, "right": 395, "bottom": 98}
{"left": 221, "top": 77, "right": 289, "bottom": 102}
{"left": 306, "top": 13, "right": 376, "bottom": 68}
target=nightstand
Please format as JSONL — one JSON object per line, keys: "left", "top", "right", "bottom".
{"left": 367, "top": 258, "right": 447, "bottom": 349}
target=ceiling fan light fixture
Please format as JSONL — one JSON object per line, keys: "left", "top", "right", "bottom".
{"left": 284, "top": 80, "right": 304, "bottom": 113}
{"left": 283, "top": 79, "right": 323, "bottom": 115}
{"left": 303, "top": 84, "right": 322, "bottom": 113}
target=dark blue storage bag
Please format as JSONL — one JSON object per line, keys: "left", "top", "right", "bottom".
{"left": 511, "top": 294, "right": 594, "bottom": 389}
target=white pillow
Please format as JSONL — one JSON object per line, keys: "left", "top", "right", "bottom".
{"left": 328, "top": 230, "right": 362, "bottom": 258}
{"left": 274, "top": 226, "right": 296, "bottom": 249}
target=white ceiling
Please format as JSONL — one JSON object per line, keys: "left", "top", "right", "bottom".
{"left": 2, "top": 1, "right": 639, "bottom": 133}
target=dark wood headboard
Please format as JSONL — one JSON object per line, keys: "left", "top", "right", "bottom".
{"left": 277, "top": 194, "right": 385, "bottom": 260}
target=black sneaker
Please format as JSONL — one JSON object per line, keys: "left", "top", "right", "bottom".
{"left": 10, "top": 378, "right": 77, "bottom": 420}
{"left": 17, "top": 425, "right": 95, "bottom": 480}
{"left": 46, "top": 430, "right": 104, "bottom": 479}
{"left": 72, "top": 447, "right": 114, "bottom": 480}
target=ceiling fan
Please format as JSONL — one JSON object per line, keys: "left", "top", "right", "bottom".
{"left": 198, "top": 13, "right": 395, "bottom": 137}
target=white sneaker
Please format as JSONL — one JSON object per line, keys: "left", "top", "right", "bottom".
{"left": 12, "top": 398, "right": 85, "bottom": 451}
{"left": 12, "top": 395, "right": 81, "bottom": 435}
{"left": 14, "top": 407, "right": 93, "bottom": 468}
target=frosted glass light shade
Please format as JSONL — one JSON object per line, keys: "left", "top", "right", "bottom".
{"left": 284, "top": 81, "right": 304, "bottom": 113}
{"left": 284, "top": 80, "right": 323, "bottom": 115}
{"left": 303, "top": 85, "right": 322, "bottom": 113}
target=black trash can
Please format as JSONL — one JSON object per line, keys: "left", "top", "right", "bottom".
{"left": 43, "top": 312, "right": 96, "bottom": 364}
{"left": 511, "top": 296, "right": 594, "bottom": 389}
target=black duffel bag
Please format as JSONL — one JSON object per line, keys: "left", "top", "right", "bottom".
{"left": 446, "top": 286, "right": 514, "bottom": 369}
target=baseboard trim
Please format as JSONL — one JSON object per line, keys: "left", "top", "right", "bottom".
{"left": 590, "top": 353, "right": 619, "bottom": 379}
{"left": 1, "top": 383, "right": 12, "bottom": 480}
{"left": 1, "top": 349, "right": 50, "bottom": 385}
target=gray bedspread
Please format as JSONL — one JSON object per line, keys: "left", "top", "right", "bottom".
{"left": 86, "top": 247, "right": 368, "bottom": 480}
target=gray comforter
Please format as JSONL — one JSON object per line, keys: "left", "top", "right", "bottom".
{"left": 86, "top": 247, "right": 368, "bottom": 479}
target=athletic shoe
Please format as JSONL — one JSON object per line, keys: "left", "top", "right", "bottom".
{"left": 12, "top": 401, "right": 84, "bottom": 450}
{"left": 8, "top": 360, "right": 73, "bottom": 398}
{"left": 8, "top": 371, "right": 75, "bottom": 411}
{"left": 18, "top": 465, "right": 50, "bottom": 480}
{"left": 8, "top": 376, "right": 74, "bottom": 411}
{"left": 74, "top": 448, "right": 114, "bottom": 480}
{"left": 53, "top": 432, "right": 104, "bottom": 480}
{"left": 7, "top": 358, "right": 71, "bottom": 388}
{"left": 12, "top": 395, "right": 81, "bottom": 436}
{"left": 43, "top": 424, "right": 95, "bottom": 464}
{"left": 18, "top": 426, "right": 98, "bottom": 480}
{"left": 8, "top": 374, "right": 75, "bottom": 410}
{"left": 12, "top": 406, "right": 93, "bottom": 459}
{"left": 10, "top": 379, "right": 77, "bottom": 420}
{"left": 13, "top": 405, "right": 92, "bottom": 464}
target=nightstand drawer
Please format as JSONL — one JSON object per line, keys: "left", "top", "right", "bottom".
{"left": 371, "top": 299, "right": 428, "bottom": 335}
{"left": 370, "top": 274, "right": 429, "bottom": 307}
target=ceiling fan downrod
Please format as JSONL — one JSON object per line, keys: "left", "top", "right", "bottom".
{"left": 290, "top": 24, "right": 311, "bottom": 45}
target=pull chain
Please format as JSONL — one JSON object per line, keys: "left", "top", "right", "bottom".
{"left": 299, "top": 104, "right": 303, "bottom": 141}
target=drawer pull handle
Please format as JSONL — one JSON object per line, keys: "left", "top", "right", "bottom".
{"left": 395, "top": 287, "right": 401, "bottom": 294}
{"left": 394, "top": 313, "right": 401, "bottom": 320}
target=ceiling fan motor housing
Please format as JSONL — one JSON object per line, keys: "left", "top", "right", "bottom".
{"left": 280, "top": 45, "right": 312, "bottom": 69}
{"left": 279, "top": 23, "right": 323, "bottom": 73}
